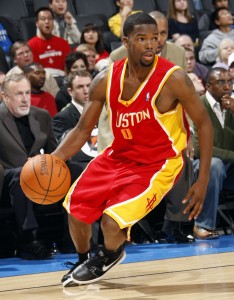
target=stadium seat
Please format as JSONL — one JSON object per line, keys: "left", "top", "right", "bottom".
{"left": 74, "top": 0, "right": 117, "bottom": 19}
{"left": 0, "top": 0, "right": 28, "bottom": 20}
{"left": 19, "top": 17, "right": 37, "bottom": 42}
{"left": 33, "top": 0, "right": 76, "bottom": 15}
{"left": 133, "top": 0, "right": 157, "bottom": 13}
{"left": 199, "top": 0, "right": 213, "bottom": 11}
{"left": 75, "top": 14, "right": 110, "bottom": 32}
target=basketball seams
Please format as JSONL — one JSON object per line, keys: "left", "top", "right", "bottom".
{"left": 20, "top": 154, "right": 71, "bottom": 205}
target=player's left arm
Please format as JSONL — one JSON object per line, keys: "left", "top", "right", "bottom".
{"left": 167, "top": 69, "right": 213, "bottom": 220}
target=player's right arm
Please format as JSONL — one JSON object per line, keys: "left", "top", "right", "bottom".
{"left": 52, "top": 69, "right": 108, "bottom": 161}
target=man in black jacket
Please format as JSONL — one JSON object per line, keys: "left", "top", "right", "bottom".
{"left": 52, "top": 70, "right": 97, "bottom": 170}
{"left": 0, "top": 73, "right": 57, "bottom": 259}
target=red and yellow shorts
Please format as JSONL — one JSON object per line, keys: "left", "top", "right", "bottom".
{"left": 63, "top": 150, "right": 183, "bottom": 229}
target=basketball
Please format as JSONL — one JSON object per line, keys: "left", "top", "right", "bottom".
{"left": 20, "top": 154, "right": 71, "bottom": 205}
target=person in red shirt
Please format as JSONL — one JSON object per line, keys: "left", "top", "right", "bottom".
{"left": 24, "top": 62, "right": 57, "bottom": 117}
{"left": 27, "top": 7, "right": 71, "bottom": 78}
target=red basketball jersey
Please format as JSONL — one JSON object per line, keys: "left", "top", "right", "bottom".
{"left": 106, "top": 55, "right": 190, "bottom": 164}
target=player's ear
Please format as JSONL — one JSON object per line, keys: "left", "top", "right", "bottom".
{"left": 122, "top": 36, "right": 128, "bottom": 48}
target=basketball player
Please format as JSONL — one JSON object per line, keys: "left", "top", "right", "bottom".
{"left": 52, "top": 12, "right": 213, "bottom": 287}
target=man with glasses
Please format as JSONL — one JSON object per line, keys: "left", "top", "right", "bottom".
{"left": 27, "top": 7, "right": 71, "bottom": 80}
{"left": 192, "top": 67, "right": 234, "bottom": 239}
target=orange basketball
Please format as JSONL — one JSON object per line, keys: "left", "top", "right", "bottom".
{"left": 20, "top": 154, "right": 71, "bottom": 205}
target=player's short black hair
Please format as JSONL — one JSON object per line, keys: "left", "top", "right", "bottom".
{"left": 123, "top": 12, "right": 157, "bottom": 37}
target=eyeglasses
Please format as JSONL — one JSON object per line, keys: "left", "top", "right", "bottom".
{"left": 38, "top": 17, "right": 53, "bottom": 22}
{"left": 210, "top": 80, "right": 234, "bottom": 87}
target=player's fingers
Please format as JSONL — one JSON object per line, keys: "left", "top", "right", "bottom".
{"left": 188, "top": 201, "right": 203, "bottom": 221}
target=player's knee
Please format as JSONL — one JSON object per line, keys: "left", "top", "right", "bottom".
{"left": 101, "top": 214, "right": 120, "bottom": 234}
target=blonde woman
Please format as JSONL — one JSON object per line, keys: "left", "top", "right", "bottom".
{"left": 213, "top": 38, "right": 234, "bottom": 69}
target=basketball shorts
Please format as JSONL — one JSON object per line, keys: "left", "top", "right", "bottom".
{"left": 63, "top": 149, "right": 184, "bottom": 229}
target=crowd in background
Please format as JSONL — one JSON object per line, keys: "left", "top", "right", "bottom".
{"left": 0, "top": 0, "right": 233, "bottom": 260}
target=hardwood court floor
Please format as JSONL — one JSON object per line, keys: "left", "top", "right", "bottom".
{"left": 0, "top": 251, "right": 234, "bottom": 300}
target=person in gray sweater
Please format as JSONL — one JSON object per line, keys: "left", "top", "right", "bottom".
{"left": 199, "top": 7, "right": 234, "bottom": 65}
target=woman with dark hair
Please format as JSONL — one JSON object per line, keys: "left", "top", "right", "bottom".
{"left": 80, "top": 23, "right": 109, "bottom": 63}
{"left": 56, "top": 51, "right": 89, "bottom": 111}
{"left": 65, "top": 51, "right": 89, "bottom": 74}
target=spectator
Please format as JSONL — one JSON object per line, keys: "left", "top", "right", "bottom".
{"left": 188, "top": 72, "right": 205, "bottom": 96}
{"left": 108, "top": 0, "right": 141, "bottom": 39}
{"left": 27, "top": 7, "right": 71, "bottom": 79}
{"left": 76, "top": 43, "right": 99, "bottom": 78}
{"left": 0, "top": 47, "right": 10, "bottom": 74}
{"left": 198, "top": 7, "right": 234, "bottom": 65}
{"left": 192, "top": 67, "right": 234, "bottom": 239}
{"left": 80, "top": 23, "right": 109, "bottom": 64}
{"left": 198, "top": 0, "right": 229, "bottom": 32}
{"left": 24, "top": 62, "right": 57, "bottom": 117}
{"left": 48, "top": 0, "right": 81, "bottom": 46}
{"left": 184, "top": 47, "right": 208, "bottom": 84}
{"left": 56, "top": 51, "right": 89, "bottom": 111}
{"left": 53, "top": 70, "right": 97, "bottom": 169}
{"left": 175, "top": 35, "right": 209, "bottom": 83}
{"left": 0, "top": 15, "right": 22, "bottom": 67}
{"left": 7, "top": 41, "right": 59, "bottom": 97}
{"left": 0, "top": 73, "right": 57, "bottom": 259}
{"left": 228, "top": 52, "right": 234, "bottom": 97}
{"left": 213, "top": 37, "right": 234, "bottom": 69}
{"left": 0, "top": 71, "right": 5, "bottom": 102}
{"left": 174, "top": 33, "right": 194, "bottom": 51}
{"left": 167, "top": 0, "right": 199, "bottom": 44}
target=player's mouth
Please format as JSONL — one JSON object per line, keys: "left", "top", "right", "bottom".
{"left": 143, "top": 52, "right": 155, "bottom": 60}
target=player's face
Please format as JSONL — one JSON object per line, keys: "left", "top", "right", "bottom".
{"left": 68, "top": 75, "right": 91, "bottom": 106}
{"left": 124, "top": 24, "right": 158, "bottom": 67}
{"left": 2, "top": 79, "right": 31, "bottom": 117}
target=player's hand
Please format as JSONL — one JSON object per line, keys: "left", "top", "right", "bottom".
{"left": 182, "top": 181, "right": 207, "bottom": 220}
{"left": 185, "top": 138, "right": 194, "bottom": 161}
